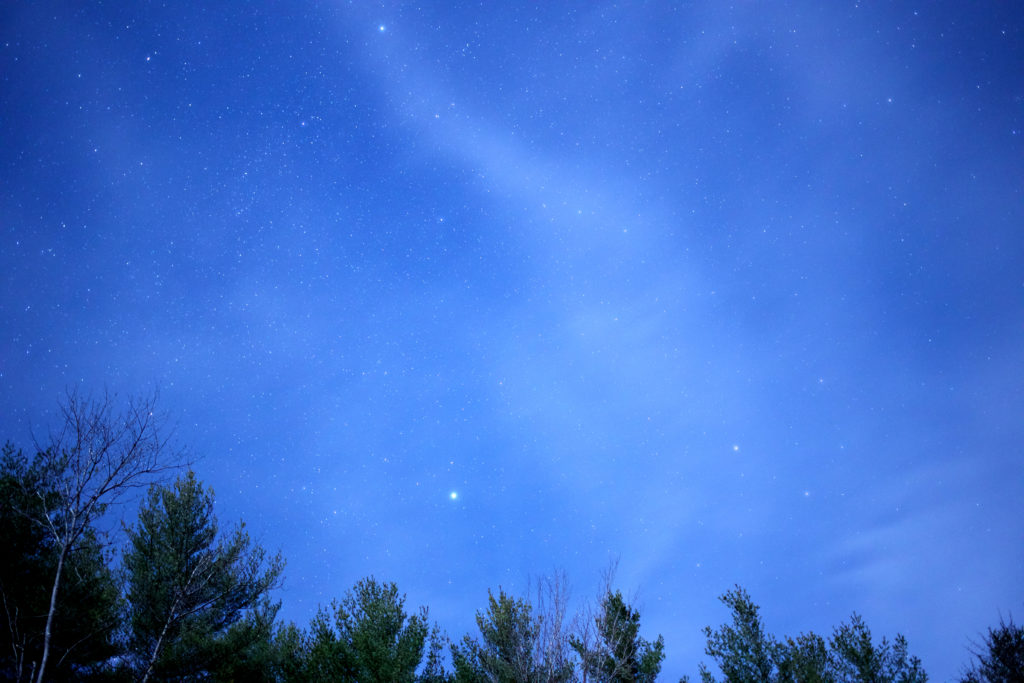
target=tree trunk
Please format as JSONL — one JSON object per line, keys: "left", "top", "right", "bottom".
{"left": 34, "top": 542, "right": 66, "bottom": 683}
{"left": 138, "top": 608, "right": 176, "bottom": 683}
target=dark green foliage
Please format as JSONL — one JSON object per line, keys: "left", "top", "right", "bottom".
{"left": 829, "top": 614, "right": 927, "bottom": 683}
{"left": 453, "top": 588, "right": 573, "bottom": 683}
{"left": 476, "top": 589, "right": 540, "bottom": 682}
{"left": 700, "top": 587, "right": 777, "bottom": 683}
{"left": 451, "top": 636, "right": 488, "bottom": 683}
{"left": 294, "top": 577, "right": 430, "bottom": 683}
{"left": 959, "top": 616, "right": 1024, "bottom": 683}
{"left": 571, "top": 590, "right": 665, "bottom": 683}
{"left": 123, "top": 471, "right": 284, "bottom": 682}
{"left": 339, "top": 578, "right": 429, "bottom": 681}
{"left": 206, "top": 599, "right": 282, "bottom": 683}
{"left": 265, "top": 622, "right": 308, "bottom": 683}
{"left": 776, "top": 633, "right": 833, "bottom": 683}
{"left": 419, "top": 625, "right": 453, "bottom": 683}
{"left": 0, "top": 444, "right": 121, "bottom": 683}
{"left": 697, "top": 588, "right": 926, "bottom": 683}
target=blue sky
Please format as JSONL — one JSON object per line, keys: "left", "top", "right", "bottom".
{"left": 2, "top": 2, "right": 1022, "bottom": 680}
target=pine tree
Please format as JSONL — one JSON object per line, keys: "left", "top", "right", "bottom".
{"left": 572, "top": 589, "right": 665, "bottom": 683}
{"left": 959, "top": 615, "right": 1024, "bottom": 683}
{"left": 453, "top": 588, "right": 574, "bottom": 683}
{"left": 297, "top": 577, "right": 431, "bottom": 683}
{"left": 699, "top": 587, "right": 777, "bottom": 683}
{"left": 123, "top": 471, "right": 283, "bottom": 682}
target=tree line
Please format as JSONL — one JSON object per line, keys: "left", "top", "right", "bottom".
{"left": 1, "top": 392, "right": 1019, "bottom": 682}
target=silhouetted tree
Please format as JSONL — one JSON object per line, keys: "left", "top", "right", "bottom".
{"left": 699, "top": 586, "right": 777, "bottom": 683}
{"left": 828, "top": 614, "right": 926, "bottom": 683}
{"left": 453, "top": 587, "right": 573, "bottom": 683}
{"left": 696, "top": 587, "right": 926, "bottom": 683}
{"left": 418, "top": 625, "right": 453, "bottom": 683}
{"left": 206, "top": 599, "right": 282, "bottom": 683}
{"left": 0, "top": 444, "right": 121, "bottom": 682}
{"left": 300, "top": 577, "right": 430, "bottom": 683}
{"left": 9, "top": 391, "right": 183, "bottom": 683}
{"left": 267, "top": 622, "right": 308, "bottom": 683}
{"left": 959, "top": 615, "right": 1024, "bottom": 683}
{"left": 451, "top": 633, "right": 489, "bottom": 683}
{"left": 571, "top": 590, "right": 665, "bottom": 682}
{"left": 776, "top": 632, "right": 833, "bottom": 683}
{"left": 123, "top": 471, "right": 283, "bottom": 682}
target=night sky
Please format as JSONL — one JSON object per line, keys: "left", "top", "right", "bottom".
{"left": 2, "top": 2, "right": 1022, "bottom": 680}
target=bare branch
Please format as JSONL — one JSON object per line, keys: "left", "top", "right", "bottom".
{"left": 20, "top": 389, "right": 185, "bottom": 683}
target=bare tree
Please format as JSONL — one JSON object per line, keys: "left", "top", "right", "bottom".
{"left": 532, "top": 570, "right": 575, "bottom": 682}
{"left": 18, "top": 389, "right": 184, "bottom": 683}
{"left": 570, "top": 560, "right": 621, "bottom": 683}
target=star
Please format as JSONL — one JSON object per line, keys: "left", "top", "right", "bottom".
{"left": 449, "top": 491, "right": 458, "bottom": 501}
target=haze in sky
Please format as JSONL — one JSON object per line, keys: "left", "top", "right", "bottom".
{"left": 1, "top": 2, "right": 1022, "bottom": 680}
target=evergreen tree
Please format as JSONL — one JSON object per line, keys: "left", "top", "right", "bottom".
{"left": 0, "top": 444, "right": 121, "bottom": 683}
{"left": 699, "top": 587, "right": 777, "bottom": 683}
{"left": 297, "top": 577, "right": 430, "bottom": 683}
{"left": 454, "top": 588, "right": 573, "bottom": 683}
{"left": 451, "top": 635, "right": 488, "bottom": 683}
{"left": 123, "top": 471, "right": 283, "bottom": 683}
{"left": 267, "top": 622, "right": 308, "bottom": 683}
{"left": 206, "top": 599, "right": 282, "bottom": 683}
{"left": 959, "top": 615, "right": 1024, "bottom": 683}
{"left": 477, "top": 589, "right": 540, "bottom": 682}
{"left": 571, "top": 590, "right": 665, "bottom": 683}
{"left": 419, "top": 625, "right": 453, "bottom": 683}
{"left": 776, "top": 632, "right": 833, "bottom": 683}
{"left": 829, "top": 614, "right": 927, "bottom": 683}
{"left": 696, "top": 587, "right": 927, "bottom": 683}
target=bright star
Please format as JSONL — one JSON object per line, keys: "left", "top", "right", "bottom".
{"left": 449, "top": 491, "right": 458, "bottom": 500}
{"left": 378, "top": 24, "right": 386, "bottom": 32}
